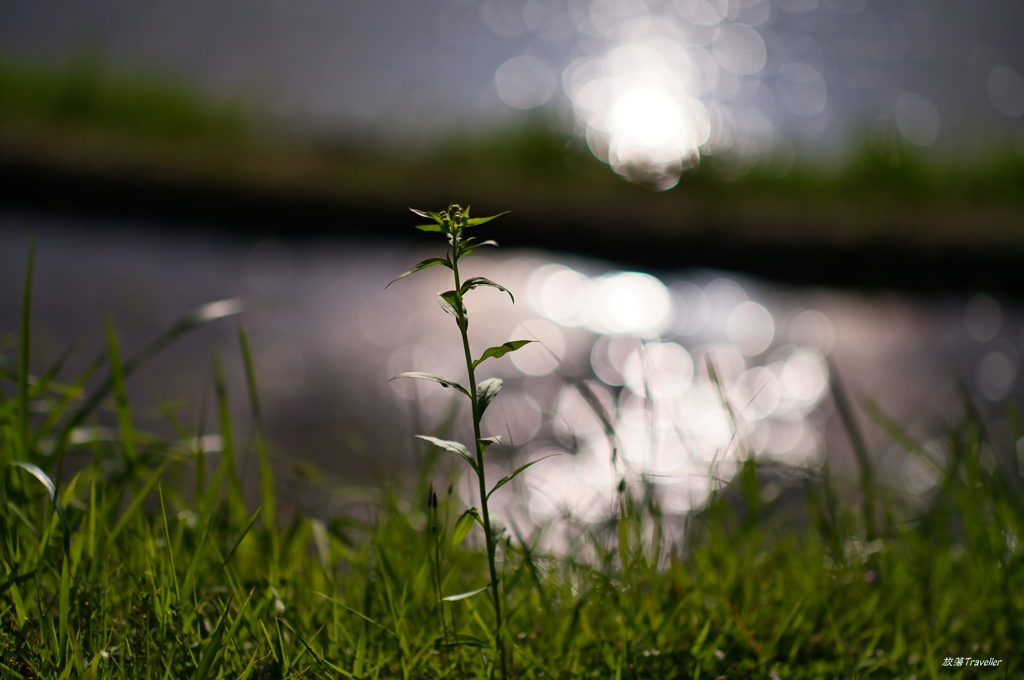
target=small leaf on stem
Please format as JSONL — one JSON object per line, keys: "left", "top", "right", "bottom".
{"left": 487, "top": 454, "right": 560, "bottom": 500}
{"left": 465, "top": 212, "right": 509, "bottom": 227}
{"left": 472, "top": 341, "right": 533, "bottom": 369}
{"left": 476, "top": 378, "right": 503, "bottom": 414}
{"left": 410, "top": 208, "right": 444, "bottom": 222}
{"left": 460, "top": 277, "right": 514, "bottom": 303}
{"left": 390, "top": 372, "right": 469, "bottom": 398}
{"left": 478, "top": 435, "right": 502, "bottom": 455}
{"left": 438, "top": 296, "right": 458, "bottom": 317}
{"left": 438, "top": 290, "right": 465, "bottom": 318}
{"left": 386, "top": 257, "right": 451, "bottom": 289}
{"left": 461, "top": 240, "right": 499, "bottom": 258}
{"left": 452, "top": 507, "right": 482, "bottom": 546}
{"left": 416, "top": 435, "right": 478, "bottom": 473}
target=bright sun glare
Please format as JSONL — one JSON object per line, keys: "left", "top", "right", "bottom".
{"left": 608, "top": 88, "right": 704, "bottom": 184}
{"left": 499, "top": 0, "right": 845, "bottom": 189}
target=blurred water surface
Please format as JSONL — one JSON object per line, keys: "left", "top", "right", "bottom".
{"left": 2, "top": 214, "right": 1021, "bottom": 533}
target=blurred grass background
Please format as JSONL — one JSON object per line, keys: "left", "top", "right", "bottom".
{"left": 1, "top": 50, "right": 1023, "bottom": 259}
{"left": 0, "top": 52, "right": 246, "bottom": 141}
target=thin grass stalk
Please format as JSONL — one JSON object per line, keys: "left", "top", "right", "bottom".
{"left": 212, "top": 347, "right": 247, "bottom": 525}
{"left": 17, "top": 238, "right": 34, "bottom": 463}
{"left": 52, "top": 298, "right": 244, "bottom": 490}
{"left": 238, "top": 322, "right": 279, "bottom": 579}
{"left": 427, "top": 487, "right": 454, "bottom": 672}
{"left": 828, "top": 361, "right": 876, "bottom": 541}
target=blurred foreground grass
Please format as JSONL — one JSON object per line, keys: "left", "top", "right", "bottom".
{"left": 2, "top": 247, "right": 1023, "bottom": 679}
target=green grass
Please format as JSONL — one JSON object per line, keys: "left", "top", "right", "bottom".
{"left": 687, "top": 139, "right": 1024, "bottom": 206}
{"left": 429, "top": 119, "right": 1024, "bottom": 205}
{"left": 2, "top": 245, "right": 1023, "bottom": 679}
{"left": 0, "top": 52, "right": 246, "bottom": 141}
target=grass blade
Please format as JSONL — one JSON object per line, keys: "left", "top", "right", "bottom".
{"left": 59, "top": 558, "right": 69, "bottom": 668}
{"left": 220, "top": 508, "right": 261, "bottom": 572}
{"left": 180, "top": 509, "right": 215, "bottom": 605}
{"left": 17, "top": 238, "right": 34, "bottom": 460}
{"left": 315, "top": 592, "right": 396, "bottom": 637}
{"left": 442, "top": 583, "right": 493, "bottom": 602}
{"left": 210, "top": 347, "right": 247, "bottom": 523}
{"left": 238, "top": 322, "right": 277, "bottom": 541}
{"left": 158, "top": 484, "right": 182, "bottom": 604}
{"left": 105, "top": 316, "right": 137, "bottom": 464}
{"left": 106, "top": 458, "right": 170, "bottom": 548}
{"left": 7, "top": 461, "right": 70, "bottom": 556}
{"left": 192, "top": 597, "right": 233, "bottom": 680}
{"left": 828, "top": 361, "right": 875, "bottom": 540}
{"left": 53, "top": 298, "right": 245, "bottom": 485}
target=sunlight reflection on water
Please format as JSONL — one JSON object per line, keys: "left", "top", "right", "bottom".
{"left": 2, "top": 222, "right": 1023, "bottom": 545}
{"left": 381, "top": 254, "right": 885, "bottom": 533}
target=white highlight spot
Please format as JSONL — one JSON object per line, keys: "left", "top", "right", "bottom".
{"left": 780, "top": 348, "right": 828, "bottom": 406}
{"left": 591, "top": 334, "right": 643, "bottom": 386}
{"left": 496, "top": 55, "right": 557, "bottom": 109}
{"left": 588, "top": 272, "right": 672, "bottom": 336}
{"left": 726, "top": 301, "right": 775, "bottom": 356}
{"left": 622, "top": 342, "right": 694, "bottom": 398}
